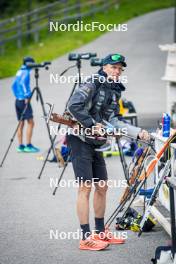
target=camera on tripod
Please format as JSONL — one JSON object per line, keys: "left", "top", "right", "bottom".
{"left": 68, "top": 52, "right": 97, "bottom": 61}
{"left": 90, "top": 58, "right": 103, "bottom": 67}
{"left": 26, "top": 61, "right": 51, "bottom": 70}
{"left": 23, "top": 56, "right": 51, "bottom": 70}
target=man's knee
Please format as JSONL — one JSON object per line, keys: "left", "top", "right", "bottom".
{"left": 95, "top": 181, "right": 108, "bottom": 195}
{"left": 78, "top": 183, "right": 92, "bottom": 198}
{"left": 18, "top": 121, "right": 24, "bottom": 130}
{"left": 27, "top": 118, "right": 34, "bottom": 127}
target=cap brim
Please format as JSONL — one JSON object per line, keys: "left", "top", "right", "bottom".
{"left": 110, "top": 61, "right": 127, "bottom": 67}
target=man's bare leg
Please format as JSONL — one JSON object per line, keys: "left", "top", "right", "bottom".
{"left": 26, "top": 118, "right": 34, "bottom": 145}
{"left": 77, "top": 182, "right": 95, "bottom": 244}
{"left": 76, "top": 179, "right": 109, "bottom": 250}
{"left": 94, "top": 181, "right": 108, "bottom": 218}
{"left": 77, "top": 183, "right": 91, "bottom": 224}
{"left": 17, "top": 120, "right": 24, "bottom": 145}
{"left": 93, "top": 181, "right": 108, "bottom": 233}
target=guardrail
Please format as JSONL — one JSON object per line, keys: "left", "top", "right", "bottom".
{"left": 0, "top": 0, "right": 118, "bottom": 54}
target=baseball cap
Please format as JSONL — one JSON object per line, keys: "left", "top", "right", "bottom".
{"left": 23, "top": 56, "right": 35, "bottom": 65}
{"left": 102, "top": 53, "right": 127, "bottom": 67}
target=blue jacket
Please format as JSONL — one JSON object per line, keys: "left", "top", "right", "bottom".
{"left": 12, "top": 65, "right": 31, "bottom": 99}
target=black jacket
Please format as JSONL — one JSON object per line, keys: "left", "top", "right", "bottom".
{"left": 68, "top": 69, "right": 141, "bottom": 144}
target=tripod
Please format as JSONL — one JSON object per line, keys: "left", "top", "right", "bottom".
{"left": 52, "top": 149, "right": 71, "bottom": 195}
{"left": 38, "top": 54, "right": 97, "bottom": 187}
{"left": 0, "top": 62, "right": 55, "bottom": 167}
{"left": 37, "top": 58, "right": 84, "bottom": 179}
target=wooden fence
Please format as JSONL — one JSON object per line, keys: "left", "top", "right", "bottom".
{"left": 0, "top": 0, "right": 118, "bottom": 54}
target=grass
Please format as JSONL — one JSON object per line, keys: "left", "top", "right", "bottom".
{"left": 0, "top": 0, "right": 174, "bottom": 78}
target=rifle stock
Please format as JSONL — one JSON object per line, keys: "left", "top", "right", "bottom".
{"left": 139, "top": 132, "right": 176, "bottom": 181}
{"left": 120, "top": 147, "right": 151, "bottom": 204}
{"left": 50, "top": 113, "right": 77, "bottom": 128}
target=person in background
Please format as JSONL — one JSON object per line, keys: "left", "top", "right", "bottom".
{"left": 11, "top": 56, "right": 40, "bottom": 153}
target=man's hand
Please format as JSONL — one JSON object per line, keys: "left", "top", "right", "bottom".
{"left": 72, "top": 124, "right": 80, "bottom": 134}
{"left": 170, "top": 128, "right": 176, "bottom": 136}
{"left": 138, "top": 129, "right": 150, "bottom": 141}
{"left": 25, "top": 98, "right": 30, "bottom": 104}
{"left": 92, "top": 123, "right": 104, "bottom": 136}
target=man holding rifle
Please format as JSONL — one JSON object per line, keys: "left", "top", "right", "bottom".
{"left": 67, "top": 53, "right": 150, "bottom": 250}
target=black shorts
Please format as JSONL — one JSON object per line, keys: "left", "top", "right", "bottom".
{"left": 15, "top": 99, "right": 33, "bottom": 121}
{"left": 67, "top": 135, "right": 108, "bottom": 183}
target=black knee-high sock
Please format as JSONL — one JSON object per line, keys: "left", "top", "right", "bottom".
{"left": 95, "top": 217, "right": 105, "bottom": 233}
{"left": 80, "top": 224, "right": 91, "bottom": 240}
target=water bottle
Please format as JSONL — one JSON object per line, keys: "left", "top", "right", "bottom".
{"left": 162, "top": 113, "right": 170, "bottom": 137}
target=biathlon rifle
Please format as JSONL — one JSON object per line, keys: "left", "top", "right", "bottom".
{"left": 49, "top": 112, "right": 153, "bottom": 146}
{"left": 105, "top": 131, "right": 176, "bottom": 227}
{"left": 138, "top": 157, "right": 172, "bottom": 237}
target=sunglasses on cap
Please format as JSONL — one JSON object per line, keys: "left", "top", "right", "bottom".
{"left": 111, "top": 54, "right": 125, "bottom": 62}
